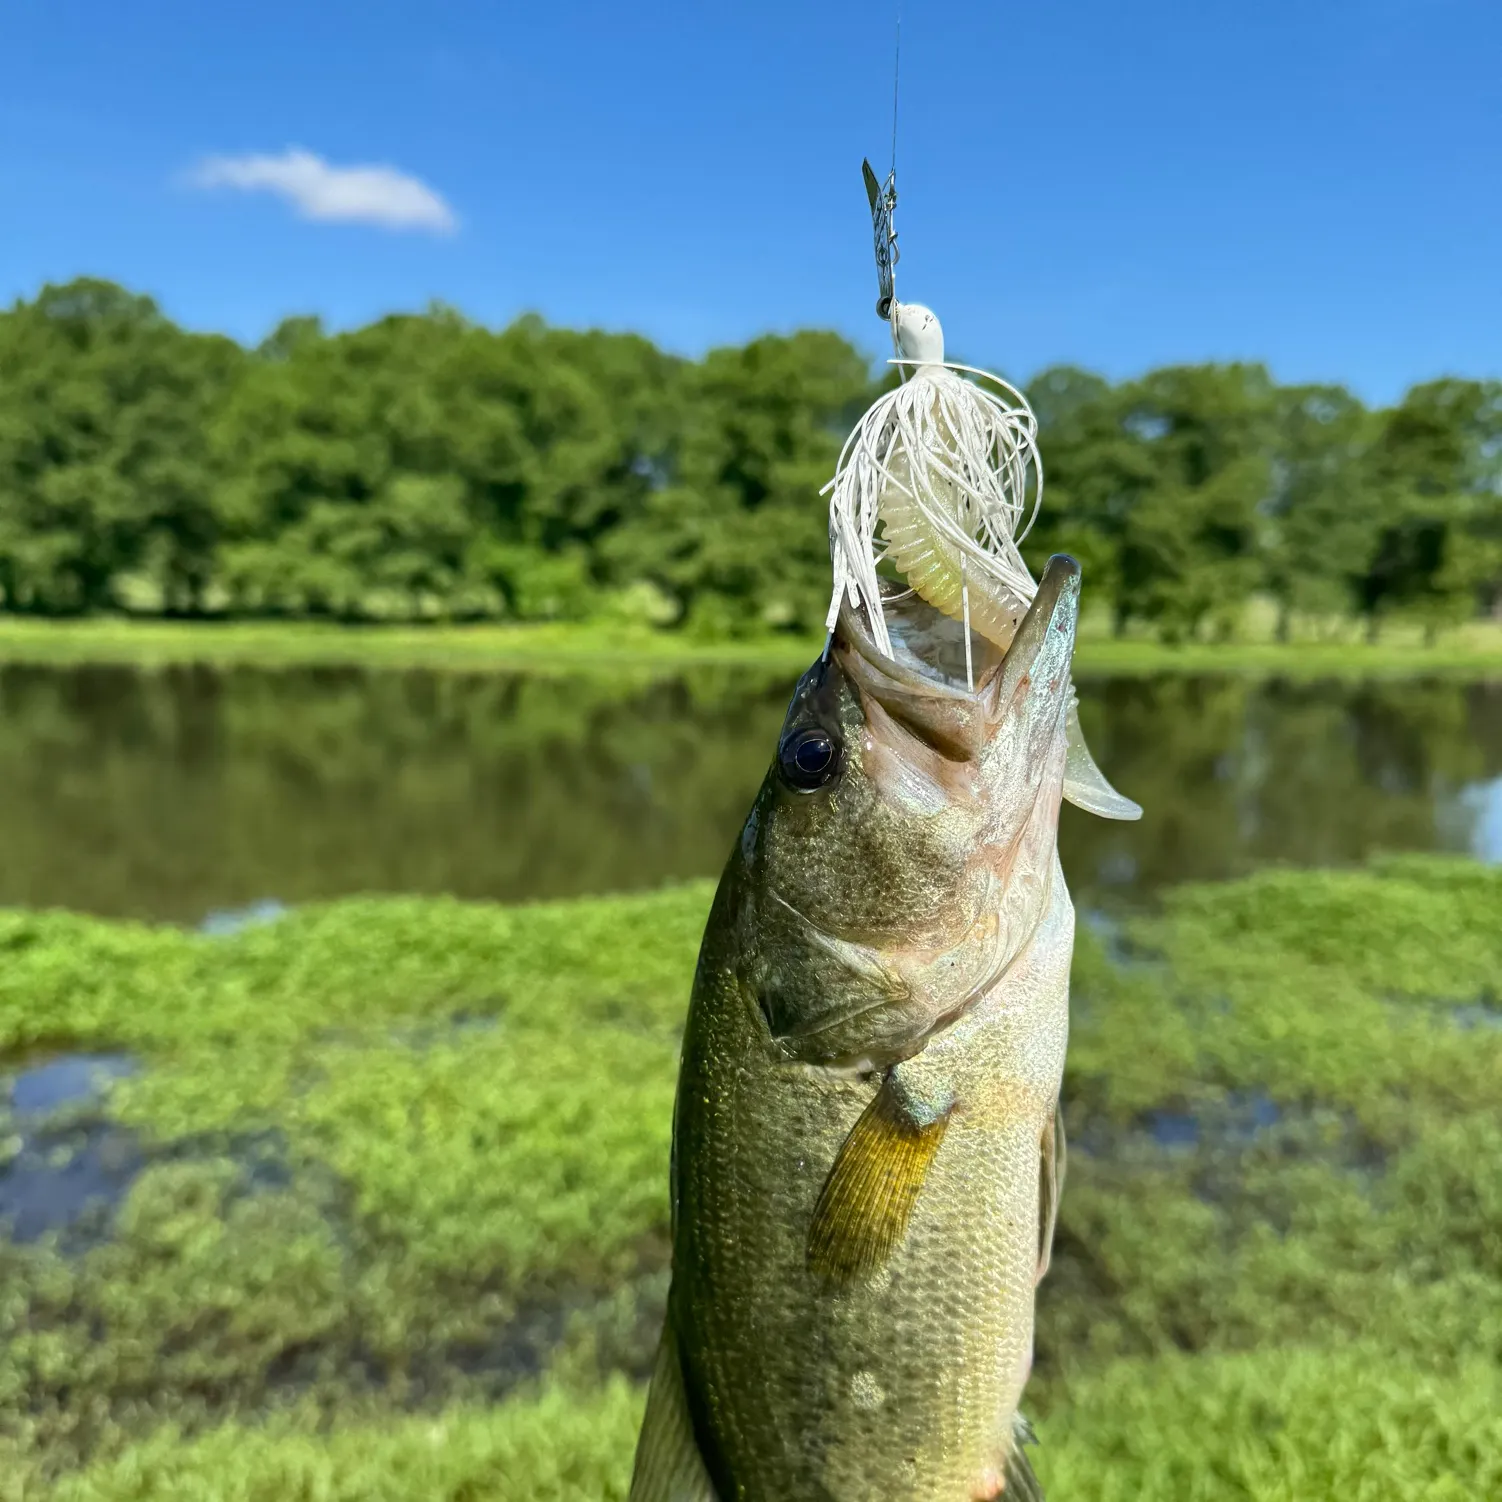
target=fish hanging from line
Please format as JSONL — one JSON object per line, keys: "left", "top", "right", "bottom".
{"left": 628, "top": 158, "right": 1141, "bottom": 1502}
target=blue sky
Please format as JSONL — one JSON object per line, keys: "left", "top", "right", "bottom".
{"left": 2, "top": 0, "right": 1497, "bottom": 403}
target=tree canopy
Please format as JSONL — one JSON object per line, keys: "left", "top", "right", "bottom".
{"left": 1, "top": 278, "right": 1498, "bottom": 639}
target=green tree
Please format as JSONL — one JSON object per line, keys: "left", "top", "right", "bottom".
{"left": 603, "top": 331, "right": 877, "bottom": 632}
{"left": 0, "top": 279, "right": 242, "bottom": 613}
{"left": 0, "top": 276, "right": 1497, "bottom": 639}
{"left": 1113, "top": 364, "right": 1275, "bottom": 642}
{"left": 1358, "top": 379, "right": 1502, "bottom": 641}
{"left": 1262, "top": 384, "right": 1375, "bottom": 638}
{"left": 1023, "top": 366, "right": 1137, "bottom": 622}
{"left": 210, "top": 311, "right": 676, "bottom": 620}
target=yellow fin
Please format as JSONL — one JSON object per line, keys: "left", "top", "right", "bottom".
{"left": 806, "top": 1079, "right": 950, "bottom": 1284}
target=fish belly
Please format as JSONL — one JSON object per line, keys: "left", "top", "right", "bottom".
{"left": 672, "top": 968, "right": 1056, "bottom": 1499}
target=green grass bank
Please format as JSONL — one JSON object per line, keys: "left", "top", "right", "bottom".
{"left": 1, "top": 857, "right": 1499, "bottom": 1497}
{"left": 2, "top": 614, "right": 1502, "bottom": 678}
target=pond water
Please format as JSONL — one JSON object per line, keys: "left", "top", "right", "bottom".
{"left": 0, "top": 662, "right": 1499, "bottom": 923}
{"left": 1, "top": 1052, "right": 141, "bottom": 1243}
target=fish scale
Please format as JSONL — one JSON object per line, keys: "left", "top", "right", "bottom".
{"left": 630, "top": 556, "right": 1136, "bottom": 1499}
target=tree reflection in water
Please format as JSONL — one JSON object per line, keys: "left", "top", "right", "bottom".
{"left": 0, "top": 663, "right": 1497, "bottom": 922}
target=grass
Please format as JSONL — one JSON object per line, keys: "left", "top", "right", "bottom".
{"left": 39, "top": 1385, "right": 647, "bottom": 1502}
{"left": 1034, "top": 1346, "right": 1502, "bottom": 1501}
{"left": 33, "top": 1351, "right": 1502, "bottom": 1501}
{"left": 1, "top": 857, "right": 1499, "bottom": 1496}
{"left": 1, "top": 611, "right": 1501, "bottom": 677}
{"left": 1076, "top": 632, "right": 1502, "bottom": 677}
{"left": 0, "top": 618, "right": 820, "bottom": 675}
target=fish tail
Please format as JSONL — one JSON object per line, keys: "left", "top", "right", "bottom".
{"left": 628, "top": 1316, "right": 720, "bottom": 1502}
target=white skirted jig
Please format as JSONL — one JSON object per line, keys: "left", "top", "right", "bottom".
{"left": 829, "top": 158, "right": 1143, "bottom": 820}
{"left": 824, "top": 164, "right": 1045, "bottom": 691}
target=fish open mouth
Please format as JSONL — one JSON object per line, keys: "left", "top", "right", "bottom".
{"left": 836, "top": 584, "right": 1008, "bottom": 701}
{"left": 832, "top": 556, "right": 1142, "bottom": 818}
{"left": 835, "top": 555, "right": 1080, "bottom": 702}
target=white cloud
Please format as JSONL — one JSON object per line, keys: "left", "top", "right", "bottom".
{"left": 188, "top": 148, "right": 457, "bottom": 235}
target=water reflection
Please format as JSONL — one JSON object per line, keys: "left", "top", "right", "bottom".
{"left": 199, "top": 899, "right": 290, "bottom": 937}
{"left": 10, "top": 1054, "right": 137, "bottom": 1116}
{"left": 1, "top": 1053, "right": 141, "bottom": 1243}
{"left": 1459, "top": 776, "right": 1502, "bottom": 861}
{"left": 0, "top": 664, "right": 1498, "bottom": 922}
{"left": 1063, "top": 675, "right": 1502, "bottom": 897}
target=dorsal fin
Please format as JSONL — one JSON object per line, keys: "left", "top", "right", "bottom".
{"left": 1036, "top": 1101, "right": 1066, "bottom": 1285}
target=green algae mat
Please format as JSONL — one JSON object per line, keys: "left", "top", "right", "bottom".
{"left": 2, "top": 858, "right": 1500, "bottom": 1499}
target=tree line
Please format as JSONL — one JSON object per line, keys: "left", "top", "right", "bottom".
{"left": 1, "top": 277, "right": 1498, "bottom": 641}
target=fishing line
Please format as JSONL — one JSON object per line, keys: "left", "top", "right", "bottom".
{"left": 890, "top": 8, "right": 901, "bottom": 185}
{"left": 889, "top": 7, "right": 905, "bottom": 380}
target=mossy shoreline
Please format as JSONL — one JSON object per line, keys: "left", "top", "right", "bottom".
{"left": 1, "top": 858, "right": 1499, "bottom": 1497}
{"left": 2, "top": 615, "right": 1502, "bottom": 678}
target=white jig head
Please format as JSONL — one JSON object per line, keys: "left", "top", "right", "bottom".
{"left": 890, "top": 300, "right": 944, "bottom": 367}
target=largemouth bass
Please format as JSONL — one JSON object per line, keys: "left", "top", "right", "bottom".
{"left": 630, "top": 554, "right": 1139, "bottom": 1501}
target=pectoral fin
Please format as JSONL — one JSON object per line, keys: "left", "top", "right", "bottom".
{"left": 807, "top": 1076, "right": 950, "bottom": 1284}
{"left": 1036, "top": 1102, "right": 1066, "bottom": 1286}
{"left": 1063, "top": 699, "right": 1142, "bottom": 821}
{"left": 628, "top": 1317, "right": 720, "bottom": 1502}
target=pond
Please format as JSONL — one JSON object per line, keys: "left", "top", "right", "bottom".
{"left": 0, "top": 662, "right": 1499, "bottom": 923}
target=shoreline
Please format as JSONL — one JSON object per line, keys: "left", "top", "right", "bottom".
{"left": 0, "top": 617, "right": 1500, "bottom": 677}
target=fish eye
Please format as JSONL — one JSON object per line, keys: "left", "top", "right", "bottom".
{"left": 778, "top": 726, "right": 840, "bottom": 793}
